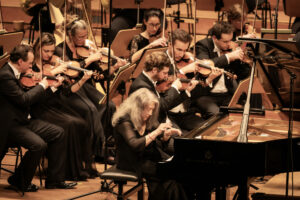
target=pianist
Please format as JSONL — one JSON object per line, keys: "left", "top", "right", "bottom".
{"left": 112, "top": 88, "right": 188, "bottom": 200}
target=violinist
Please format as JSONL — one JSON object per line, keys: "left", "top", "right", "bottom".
{"left": 55, "top": 19, "right": 118, "bottom": 170}
{"left": 130, "top": 8, "right": 168, "bottom": 63}
{"left": 226, "top": 3, "right": 257, "bottom": 40}
{"left": 30, "top": 32, "right": 93, "bottom": 181}
{"left": 0, "top": 44, "right": 76, "bottom": 191}
{"left": 195, "top": 22, "right": 251, "bottom": 119}
{"left": 165, "top": 29, "right": 223, "bottom": 131}
{"left": 55, "top": 18, "right": 126, "bottom": 87}
{"left": 129, "top": 51, "right": 198, "bottom": 131}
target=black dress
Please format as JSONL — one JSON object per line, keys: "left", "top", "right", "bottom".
{"left": 30, "top": 64, "right": 89, "bottom": 180}
{"left": 114, "top": 115, "right": 188, "bottom": 200}
{"left": 55, "top": 42, "right": 116, "bottom": 167}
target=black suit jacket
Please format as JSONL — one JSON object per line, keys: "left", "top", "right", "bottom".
{"left": 195, "top": 37, "right": 250, "bottom": 94}
{"left": 129, "top": 73, "right": 188, "bottom": 122}
{"left": 0, "top": 63, "right": 46, "bottom": 156}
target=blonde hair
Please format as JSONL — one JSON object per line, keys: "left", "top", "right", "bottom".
{"left": 112, "top": 88, "right": 159, "bottom": 134}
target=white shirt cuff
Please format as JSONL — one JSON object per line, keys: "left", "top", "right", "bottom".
{"left": 185, "top": 90, "right": 191, "bottom": 97}
{"left": 171, "top": 85, "right": 180, "bottom": 94}
{"left": 38, "top": 82, "right": 46, "bottom": 90}
{"left": 225, "top": 54, "right": 230, "bottom": 64}
{"left": 51, "top": 87, "right": 58, "bottom": 93}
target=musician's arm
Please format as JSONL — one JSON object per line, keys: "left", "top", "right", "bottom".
{"left": 195, "top": 41, "right": 228, "bottom": 68}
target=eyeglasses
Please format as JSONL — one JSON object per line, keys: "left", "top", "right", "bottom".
{"left": 148, "top": 23, "right": 161, "bottom": 28}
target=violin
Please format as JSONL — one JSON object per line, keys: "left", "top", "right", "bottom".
{"left": 177, "top": 52, "right": 236, "bottom": 79}
{"left": 75, "top": 42, "right": 119, "bottom": 71}
{"left": 20, "top": 68, "right": 59, "bottom": 89}
{"left": 156, "top": 73, "right": 205, "bottom": 93}
{"left": 44, "top": 55, "right": 93, "bottom": 78}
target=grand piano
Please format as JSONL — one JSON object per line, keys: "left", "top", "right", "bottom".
{"left": 158, "top": 39, "right": 300, "bottom": 200}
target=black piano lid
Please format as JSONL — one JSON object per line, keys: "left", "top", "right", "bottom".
{"left": 236, "top": 37, "right": 300, "bottom": 109}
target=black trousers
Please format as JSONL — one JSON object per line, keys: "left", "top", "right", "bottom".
{"left": 194, "top": 93, "right": 232, "bottom": 119}
{"left": 7, "top": 119, "right": 65, "bottom": 187}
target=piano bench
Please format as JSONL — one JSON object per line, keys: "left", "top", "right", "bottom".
{"left": 100, "top": 165, "right": 144, "bottom": 200}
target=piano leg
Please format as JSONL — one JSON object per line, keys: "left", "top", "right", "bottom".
{"left": 236, "top": 176, "right": 249, "bottom": 200}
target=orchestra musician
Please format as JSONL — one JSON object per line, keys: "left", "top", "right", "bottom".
{"left": 195, "top": 22, "right": 251, "bottom": 119}
{"left": 165, "top": 29, "right": 222, "bottom": 131}
{"left": 226, "top": 3, "right": 257, "bottom": 40}
{"left": 112, "top": 88, "right": 188, "bottom": 200}
{"left": 0, "top": 44, "right": 76, "bottom": 191}
{"left": 130, "top": 8, "right": 168, "bottom": 63}
{"left": 129, "top": 51, "right": 198, "bottom": 131}
{"left": 30, "top": 33, "right": 93, "bottom": 181}
{"left": 55, "top": 18, "right": 119, "bottom": 171}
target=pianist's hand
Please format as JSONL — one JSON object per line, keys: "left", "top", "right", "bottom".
{"left": 163, "top": 128, "right": 182, "bottom": 141}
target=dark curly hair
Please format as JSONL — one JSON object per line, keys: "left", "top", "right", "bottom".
{"left": 144, "top": 51, "right": 170, "bottom": 72}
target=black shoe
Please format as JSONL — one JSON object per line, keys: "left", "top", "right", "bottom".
{"left": 7, "top": 176, "right": 39, "bottom": 192}
{"left": 45, "top": 181, "right": 77, "bottom": 189}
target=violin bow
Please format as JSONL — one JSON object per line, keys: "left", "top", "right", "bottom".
{"left": 253, "top": 0, "right": 259, "bottom": 32}
{"left": 38, "top": 8, "right": 43, "bottom": 74}
{"left": 193, "top": 0, "right": 197, "bottom": 57}
{"left": 169, "top": 16, "right": 177, "bottom": 78}
{"left": 241, "top": 0, "right": 246, "bottom": 37}
{"left": 62, "top": 0, "right": 67, "bottom": 62}
{"left": 80, "top": 0, "right": 97, "bottom": 47}
{"left": 162, "top": 0, "right": 167, "bottom": 39}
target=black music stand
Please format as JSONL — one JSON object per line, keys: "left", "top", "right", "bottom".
{"left": 239, "top": 37, "right": 299, "bottom": 199}
{"left": 99, "top": 63, "right": 136, "bottom": 104}
{"left": 132, "top": 47, "right": 168, "bottom": 78}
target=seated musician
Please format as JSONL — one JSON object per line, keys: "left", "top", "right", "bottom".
{"left": 112, "top": 88, "right": 188, "bottom": 200}
{"left": 56, "top": 18, "right": 123, "bottom": 170}
{"left": 129, "top": 51, "right": 198, "bottom": 130}
{"left": 30, "top": 32, "right": 95, "bottom": 181}
{"left": 226, "top": 3, "right": 257, "bottom": 40}
{"left": 130, "top": 8, "right": 168, "bottom": 63}
{"left": 195, "top": 22, "right": 251, "bottom": 119}
{"left": 165, "top": 29, "right": 222, "bottom": 131}
{"left": 0, "top": 44, "right": 76, "bottom": 191}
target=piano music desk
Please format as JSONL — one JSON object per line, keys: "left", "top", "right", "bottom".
{"left": 252, "top": 172, "right": 300, "bottom": 200}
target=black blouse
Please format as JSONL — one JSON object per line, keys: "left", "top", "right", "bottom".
{"left": 114, "top": 115, "right": 170, "bottom": 177}
{"left": 129, "top": 34, "right": 150, "bottom": 61}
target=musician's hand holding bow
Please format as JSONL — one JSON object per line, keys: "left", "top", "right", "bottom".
{"left": 110, "top": 58, "right": 127, "bottom": 74}
{"left": 51, "top": 63, "right": 68, "bottom": 75}
{"left": 149, "top": 37, "right": 168, "bottom": 48}
{"left": 51, "top": 75, "right": 65, "bottom": 88}
{"left": 85, "top": 51, "right": 102, "bottom": 66}
{"left": 227, "top": 47, "right": 244, "bottom": 62}
{"left": 186, "top": 79, "right": 198, "bottom": 92}
{"left": 205, "top": 66, "right": 223, "bottom": 85}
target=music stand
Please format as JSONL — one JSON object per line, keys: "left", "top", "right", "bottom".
{"left": 132, "top": 47, "right": 168, "bottom": 78}
{"left": 99, "top": 63, "right": 136, "bottom": 104}
{"left": 111, "top": 28, "right": 142, "bottom": 59}
{"left": 0, "top": 52, "right": 9, "bottom": 67}
{"left": 284, "top": 0, "right": 300, "bottom": 17}
{"left": 0, "top": 32, "right": 24, "bottom": 56}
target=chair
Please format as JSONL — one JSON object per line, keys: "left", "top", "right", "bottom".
{"left": 100, "top": 165, "right": 144, "bottom": 200}
{"left": 0, "top": 146, "right": 23, "bottom": 175}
